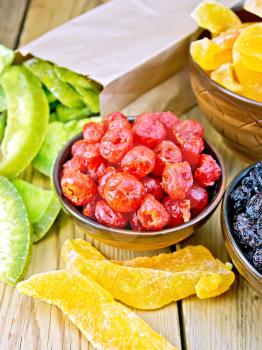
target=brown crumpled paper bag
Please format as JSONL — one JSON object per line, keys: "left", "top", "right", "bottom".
{"left": 20, "top": 0, "right": 239, "bottom": 116}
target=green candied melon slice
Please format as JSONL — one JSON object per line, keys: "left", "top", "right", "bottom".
{"left": 0, "top": 112, "right": 7, "bottom": 143}
{"left": 0, "top": 45, "right": 14, "bottom": 74}
{"left": 0, "top": 65, "right": 49, "bottom": 178}
{"left": 56, "top": 104, "right": 92, "bottom": 123}
{"left": 0, "top": 85, "right": 7, "bottom": 112}
{"left": 54, "top": 65, "right": 102, "bottom": 92}
{"left": 32, "top": 117, "right": 101, "bottom": 176}
{"left": 24, "top": 58, "right": 84, "bottom": 109}
{"left": 75, "top": 86, "right": 100, "bottom": 114}
{"left": 0, "top": 176, "right": 32, "bottom": 285}
{"left": 12, "top": 179, "right": 61, "bottom": 243}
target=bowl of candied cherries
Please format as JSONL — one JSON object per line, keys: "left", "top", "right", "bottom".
{"left": 53, "top": 111, "right": 225, "bottom": 250}
{"left": 222, "top": 162, "right": 262, "bottom": 294}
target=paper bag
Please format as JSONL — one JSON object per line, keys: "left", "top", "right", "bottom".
{"left": 20, "top": 0, "right": 239, "bottom": 116}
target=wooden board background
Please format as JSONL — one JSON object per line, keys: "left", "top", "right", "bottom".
{"left": 0, "top": 1, "right": 261, "bottom": 349}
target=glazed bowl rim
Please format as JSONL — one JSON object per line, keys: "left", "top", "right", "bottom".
{"left": 222, "top": 162, "right": 262, "bottom": 281}
{"left": 53, "top": 120, "right": 226, "bottom": 238}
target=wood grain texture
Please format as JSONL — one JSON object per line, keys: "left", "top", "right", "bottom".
{"left": 0, "top": 0, "right": 29, "bottom": 48}
{"left": 179, "top": 107, "right": 262, "bottom": 350}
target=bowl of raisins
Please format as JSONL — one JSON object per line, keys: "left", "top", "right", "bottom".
{"left": 53, "top": 112, "right": 226, "bottom": 250}
{"left": 222, "top": 162, "right": 262, "bottom": 294}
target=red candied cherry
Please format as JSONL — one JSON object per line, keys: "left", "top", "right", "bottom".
{"left": 141, "top": 176, "right": 165, "bottom": 201}
{"left": 71, "top": 139, "right": 90, "bottom": 157}
{"left": 100, "top": 123, "right": 133, "bottom": 164}
{"left": 186, "top": 182, "right": 208, "bottom": 217}
{"left": 85, "top": 159, "right": 107, "bottom": 182}
{"left": 137, "top": 194, "right": 170, "bottom": 230}
{"left": 194, "top": 154, "right": 222, "bottom": 187}
{"left": 162, "top": 196, "right": 191, "bottom": 227}
{"left": 63, "top": 156, "right": 88, "bottom": 174}
{"left": 171, "top": 119, "right": 204, "bottom": 145}
{"left": 95, "top": 200, "right": 128, "bottom": 228}
{"left": 153, "top": 140, "right": 182, "bottom": 176}
{"left": 103, "top": 172, "right": 145, "bottom": 213}
{"left": 81, "top": 143, "right": 103, "bottom": 168}
{"left": 98, "top": 166, "right": 119, "bottom": 198}
{"left": 121, "top": 145, "right": 155, "bottom": 179}
{"left": 83, "top": 194, "right": 102, "bottom": 219}
{"left": 83, "top": 122, "right": 105, "bottom": 144}
{"left": 104, "top": 112, "right": 131, "bottom": 130}
{"left": 61, "top": 169, "right": 97, "bottom": 206}
{"left": 133, "top": 112, "right": 167, "bottom": 149}
{"left": 129, "top": 211, "right": 143, "bottom": 231}
{"left": 180, "top": 136, "right": 204, "bottom": 169}
{"left": 162, "top": 161, "right": 193, "bottom": 200}
{"left": 155, "top": 111, "right": 180, "bottom": 139}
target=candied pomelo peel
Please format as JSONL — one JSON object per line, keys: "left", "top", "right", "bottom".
{"left": 17, "top": 270, "right": 177, "bottom": 350}
{"left": 62, "top": 239, "right": 235, "bottom": 308}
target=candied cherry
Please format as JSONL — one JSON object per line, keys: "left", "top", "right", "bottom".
{"left": 133, "top": 112, "right": 166, "bottom": 149}
{"left": 129, "top": 211, "right": 143, "bottom": 231}
{"left": 61, "top": 169, "right": 97, "bottom": 206}
{"left": 153, "top": 140, "right": 182, "bottom": 176}
{"left": 98, "top": 166, "right": 119, "bottom": 198}
{"left": 83, "top": 122, "right": 105, "bottom": 144}
{"left": 104, "top": 172, "right": 145, "bottom": 213}
{"left": 85, "top": 159, "right": 107, "bottom": 182}
{"left": 121, "top": 145, "right": 155, "bottom": 179}
{"left": 194, "top": 154, "right": 221, "bottom": 187}
{"left": 171, "top": 120, "right": 204, "bottom": 145}
{"left": 83, "top": 194, "right": 102, "bottom": 219}
{"left": 71, "top": 139, "right": 90, "bottom": 157}
{"left": 95, "top": 200, "right": 128, "bottom": 228}
{"left": 137, "top": 194, "right": 170, "bottom": 230}
{"left": 162, "top": 196, "right": 191, "bottom": 227}
{"left": 63, "top": 156, "right": 88, "bottom": 174}
{"left": 100, "top": 123, "right": 133, "bottom": 164}
{"left": 186, "top": 182, "right": 208, "bottom": 217}
{"left": 104, "top": 112, "right": 131, "bottom": 130}
{"left": 162, "top": 161, "right": 193, "bottom": 200}
{"left": 141, "top": 176, "right": 165, "bottom": 201}
{"left": 180, "top": 136, "right": 204, "bottom": 168}
{"left": 155, "top": 111, "right": 180, "bottom": 139}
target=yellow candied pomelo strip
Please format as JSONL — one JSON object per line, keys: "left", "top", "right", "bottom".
{"left": 244, "top": 0, "right": 262, "bottom": 18}
{"left": 210, "top": 63, "right": 243, "bottom": 93}
{"left": 191, "top": 1, "right": 241, "bottom": 35}
{"left": 233, "top": 23, "right": 262, "bottom": 72}
{"left": 17, "top": 270, "right": 177, "bottom": 350}
{"left": 62, "top": 240, "right": 235, "bottom": 309}
{"left": 190, "top": 38, "right": 231, "bottom": 70}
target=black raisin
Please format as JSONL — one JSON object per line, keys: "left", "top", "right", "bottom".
{"left": 246, "top": 193, "right": 262, "bottom": 220}
{"left": 253, "top": 246, "right": 262, "bottom": 272}
{"left": 233, "top": 213, "right": 260, "bottom": 250}
{"left": 230, "top": 185, "right": 252, "bottom": 213}
{"left": 257, "top": 217, "right": 262, "bottom": 237}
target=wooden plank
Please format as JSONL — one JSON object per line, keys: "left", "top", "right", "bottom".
{"left": 179, "top": 107, "right": 262, "bottom": 350}
{"left": 0, "top": 1, "right": 181, "bottom": 349}
{"left": 0, "top": 0, "right": 29, "bottom": 48}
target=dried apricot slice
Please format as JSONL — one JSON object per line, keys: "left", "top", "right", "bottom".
{"left": 190, "top": 38, "right": 232, "bottom": 70}
{"left": 210, "top": 63, "right": 243, "bottom": 93}
{"left": 17, "top": 270, "right": 177, "bottom": 350}
{"left": 191, "top": 1, "right": 241, "bottom": 35}
{"left": 62, "top": 240, "right": 235, "bottom": 309}
{"left": 233, "top": 23, "right": 262, "bottom": 72}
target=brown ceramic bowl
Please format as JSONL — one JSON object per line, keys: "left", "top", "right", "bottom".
{"left": 190, "top": 7, "right": 262, "bottom": 160}
{"left": 53, "top": 118, "right": 226, "bottom": 251}
{"left": 221, "top": 163, "right": 262, "bottom": 294}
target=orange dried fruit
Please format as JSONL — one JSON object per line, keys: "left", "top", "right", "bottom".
{"left": 17, "top": 270, "right": 177, "bottom": 350}
{"left": 212, "top": 23, "right": 251, "bottom": 50}
{"left": 210, "top": 63, "right": 243, "bottom": 93}
{"left": 191, "top": 1, "right": 241, "bottom": 35}
{"left": 190, "top": 38, "right": 231, "bottom": 70}
{"left": 244, "top": 0, "right": 262, "bottom": 18}
{"left": 62, "top": 240, "right": 235, "bottom": 308}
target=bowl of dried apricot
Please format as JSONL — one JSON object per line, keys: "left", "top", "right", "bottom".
{"left": 221, "top": 161, "right": 262, "bottom": 294}
{"left": 53, "top": 112, "right": 226, "bottom": 250}
{"left": 189, "top": 2, "right": 262, "bottom": 160}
